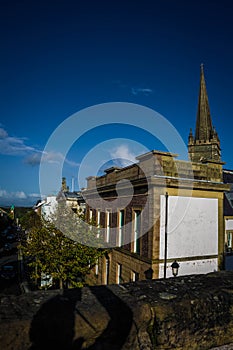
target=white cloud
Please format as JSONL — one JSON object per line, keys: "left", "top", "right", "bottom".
{"left": 131, "top": 87, "right": 153, "bottom": 96}
{"left": 0, "top": 127, "right": 38, "bottom": 156}
{"left": 23, "top": 152, "right": 42, "bottom": 165}
{"left": 25, "top": 151, "right": 79, "bottom": 167}
{"left": 110, "top": 144, "right": 137, "bottom": 167}
{"left": 0, "top": 127, "right": 79, "bottom": 168}
{"left": 0, "top": 188, "right": 41, "bottom": 207}
{"left": 14, "top": 191, "right": 27, "bottom": 199}
{"left": 113, "top": 81, "right": 153, "bottom": 96}
{"left": 41, "top": 151, "right": 79, "bottom": 167}
{"left": 0, "top": 128, "right": 8, "bottom": 138}
{"left": 29, "top": 193, "right": 42, "bottom": 198}
{"left": 0, "top": 189, "right": 8, "bottom": 198}
{"left": 0, "top": 189, "right": 27, "bottom": 199}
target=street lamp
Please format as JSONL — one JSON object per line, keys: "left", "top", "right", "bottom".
{"left": 171, "top": 260, "right": 180, "bottom": 277}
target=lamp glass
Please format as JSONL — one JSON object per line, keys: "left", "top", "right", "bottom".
{"left": 171, "top": 261, "right": 179, "bottom": 277}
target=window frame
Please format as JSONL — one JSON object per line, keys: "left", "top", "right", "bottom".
{"left": 133, "top": 209, "right": 141, "bottom": 254}
{"left": 118, "top": 209, "right": 125, "bottom": 247}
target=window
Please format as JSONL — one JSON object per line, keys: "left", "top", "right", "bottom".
{"left": 117, "top": 263, "right": 122, "bottom": 284}
{"left": 106, "top": 210, "right": 111, "bottom": 243}
{"left": 133, "top": 210, "right": 141, "bottom": 254}
{"left": 89, "top": 209, "right": 93, "bottom": 230}
{"left": 105, "top": 257, "right": 109, "bottom": 285}
{"left": 89, "top": 209, "right": 93, "bottom": 222}
{"left": 95, "top": 258, "right": 99, "bottom": 276}
{"left": 96, "top": 209, "right": 100, "bottom": 238}
{"left": 131, "top": 271, "right": 139, "bottom": 282}
{"left": 227, "top": 231, "right": 233, "bottom": 249}
{"left": 118, "top": 210, "right": 125, "bottom": 247}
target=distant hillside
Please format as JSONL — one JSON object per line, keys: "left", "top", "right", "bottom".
{"left": 1, "top": 206, "right": 32, "bottom": 220}
{"left": 0, "top": 196, "right": 40, "bottom": 208}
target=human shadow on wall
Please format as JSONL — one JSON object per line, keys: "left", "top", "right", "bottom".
{"left": 73, "top": 286, "right": 133, "bottom": 350}
{"left": 29, "top": 286, "right": 133, "bottom": 350}
{"left": 29, "top": 288, "right": 82, "bottom": 350}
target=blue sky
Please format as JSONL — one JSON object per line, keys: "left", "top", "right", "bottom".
{"left": 0, "top": 0, "right": 233, "bottom": 206}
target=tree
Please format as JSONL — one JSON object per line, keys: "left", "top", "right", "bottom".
{"left": 20, "top": 209, "right": 42, "bottom": 231}
{"left": 20, "top": 201, "right": 105, "bottom": 289}
{"left": 0, "top": 209, "right": 12, "bottom": 232}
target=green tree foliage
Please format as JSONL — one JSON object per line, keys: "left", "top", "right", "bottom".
{"left": 20, "top": 209, "right": 42, "bottom": 231}
{"left": 20, "top": 201, "right": 105, "bottom": 289}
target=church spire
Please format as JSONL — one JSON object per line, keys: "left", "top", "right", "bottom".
{"left": 188, "top": 65, "right": 221, "bottom": 163}
{"left": 195, "top": 64, "right": 214, "bottom": 141}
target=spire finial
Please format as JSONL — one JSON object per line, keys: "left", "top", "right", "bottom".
{"left": 200, "top": 63, "right": 204, "bottom": 72}
{"left": 188, "top": 127, "right": 194, "bottom": 144}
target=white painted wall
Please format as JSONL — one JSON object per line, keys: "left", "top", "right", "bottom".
{"left": 159, "top": 258, "right": 218, "bottom": 279}
{"left": 41, "top": 196, "right": 58, "bottom": 220}
{"left": 225, "top": 219, "right": 233, "bottom": 230}
{"left": 159, "top": 195, "right": 218, "bottom": 278}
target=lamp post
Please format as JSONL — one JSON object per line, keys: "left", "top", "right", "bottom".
{"left": 164, "top": 192, "right": 168, "bottom": 278}
{"left": 171, "top": 260, "right": 180, "bottom": 277}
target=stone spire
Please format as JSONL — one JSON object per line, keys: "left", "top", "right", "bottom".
{"left": 195, "top": 64, "right": 214, "bottom": 141}
{"left": 62, "top": 177, "right": 69, "bottom": 192}
{"left": 188, "top": 65, "right": 221, "bottom": 163}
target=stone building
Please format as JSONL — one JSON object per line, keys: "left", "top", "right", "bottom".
{"left": 84, "top": 66, "right": 230, "bottom": 285}
{"left": 222, "top": 169, "right": 233, "bottom": 270}
{"left": 57, "top": 178, "right": 85, "bottom": 214}
{"left": 223, "top": 170, "right": 233, "bottom": 250}
{"left": 34, "top": 178, "right": 85, "bottom": 220}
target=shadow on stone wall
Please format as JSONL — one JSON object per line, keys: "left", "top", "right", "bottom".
{"left": 29, "top": 288, "right": 81, "bottom": 350}
{"left": 28, "top": 286, "right": 133, "bottom": 350}
{"left": 3, "top": 272, "right": 233, "bottom": 349}
{"left": 84, "top": 286, "right": 133, "bottom": 350}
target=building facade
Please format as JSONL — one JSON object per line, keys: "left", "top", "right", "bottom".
{"left": 34, "top": 178, "right": 85, "bottom": 220}
{"left": 84, "top": 66, "right": 229, "bottom": 285}
{"left": 85, "top": 154, "right": 228, "bottom": 284}
{"left": 59, "top": 177, "right": 85, "bottom": 213}
{"left": 222, "top": 169, "right": 233, "bottom": 270}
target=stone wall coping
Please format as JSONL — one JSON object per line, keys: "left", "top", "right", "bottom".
{"left": 1, "top": 271, "right": 233, "bottom": 349}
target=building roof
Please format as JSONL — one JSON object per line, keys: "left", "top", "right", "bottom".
{"left": 57, "top": 190, "right": 85, "bottom": 203}
{"left": 223, "top": 169, "right": 233, "bottom": 185}
{"left": 224, "top": 194, "right": 233, "bottom": 216}
{"left": 223, "top": 169, "right": 233, "bottom": 216}
{"left": 33, "top": 199, "right": 46, "bottom": 209}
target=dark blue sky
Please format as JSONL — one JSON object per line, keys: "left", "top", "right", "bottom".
{"left": 0, "top": 0, "right": 233, "bottom": 206}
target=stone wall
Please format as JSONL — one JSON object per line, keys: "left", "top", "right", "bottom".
{"left": 1, "top": 271, "right": 233, "bottom": 349}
